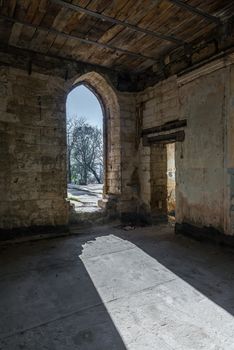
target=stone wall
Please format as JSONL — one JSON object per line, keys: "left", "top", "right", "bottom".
{"left": 224, "top": 59, "right": 234, "bottom": 235}
{"left": 136, "top": 56, "right": 234, "bottom": 235}
{"left": 0, "top": 67, "right": 68, "bottom": 231}
{"left": 1, "top": 55, "right": 234, "bottom": 236}
{"left": 69, "top": 73, "right": 138, "bottom": 219}
{"left": 167, "top": 143, "right": 176, "bottom": 214}
{"left": 0, "top": 67, "right": 137, "bottom": 232}
{"left": 176, "top": 67, "right": 225, "bottom": 232}
{"left": 117, "top": 92, "right": 138, "bottom": 217}
{"left": 136, "top": 75, "right": 180, "bottom": 219}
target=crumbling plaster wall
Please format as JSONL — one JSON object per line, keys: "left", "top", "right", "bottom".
{"left": 136, "top": 58, "right": 234, "bottom": 235}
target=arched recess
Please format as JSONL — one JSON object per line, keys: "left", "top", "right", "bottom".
{"left": 66, "top": 71, "right": 122, "bottom": 199}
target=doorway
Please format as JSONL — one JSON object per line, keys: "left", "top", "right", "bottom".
{"left": 66, "top": 84, "right": 104, "bottom": 214}
{"left": 150, "top": 143, "right": 176, "bottom": 221}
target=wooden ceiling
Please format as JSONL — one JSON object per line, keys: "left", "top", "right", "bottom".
{"left": 0, "top": 0, "right": 233, "bottom": 73}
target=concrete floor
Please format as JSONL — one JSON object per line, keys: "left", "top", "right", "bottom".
{"left": 1, "top": 224, "right": 234, "bottom": 350}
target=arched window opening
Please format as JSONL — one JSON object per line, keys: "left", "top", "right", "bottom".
{"left": 66, "top": 84, "right": 104, "bottom": 213}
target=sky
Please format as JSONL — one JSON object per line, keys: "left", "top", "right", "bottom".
{"left": 66, "top": 85, "right": 103, "bottom": 129}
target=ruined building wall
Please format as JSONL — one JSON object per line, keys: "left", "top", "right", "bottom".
{"left": 117, "top": 93, "right": 138, "bottom": 217}
{"left": 0, "top": 67, "right": 137, "bottom": 232}
{"left": 69, "top": 73, "right": 138, "bottom": 219}
{"left": 1, "top": 57, "right": 233, "bottom": 236}
{"left": 137, "top": 76, "right": 179, "bottom": 215}
{"left": 166, "top": 143, "right": 176, "bottom": 214}
{"left": 225, "top": 61, "right": 234, "bottom": 235}
{"left": 136, "top": 57, "right": 234, "bottom": 235}
{"left": 0, "top": 67, "right": 69, "bottom": 230}
{"left": 176, "top": 66, "right": 225, "bottom": 233}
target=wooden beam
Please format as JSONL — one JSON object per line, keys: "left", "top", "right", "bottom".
{"left": 0, "top": 42, "right": 150, "bottom": 92}
{"left": 0, "top": 42, "right": 133, "bottom": 88}
{"left": 142, "top": 119, "right": 187, "bottom": 136}
{"left": 51, "top": 0, "right": 184, "bottom": 45}
{"left": 143, "top": 130, "right": 185, "bottom": 145}
{"left": 0, "top": 15, "right": 159, "bottom": 62}
{"left": 167, "top": 0, "right": 221, "bottom": 24}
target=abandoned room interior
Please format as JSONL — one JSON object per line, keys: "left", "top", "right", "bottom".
{"left": 1, "top": 0, "right": 234, "bottom": 349}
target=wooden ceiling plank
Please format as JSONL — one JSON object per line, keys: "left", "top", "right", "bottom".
{"left": 8, "top": 22, "right": 23, "bottom": 46}
{"left": 32, "top": 31, "right": 57, "bottom": 53}
{"left": 52, "top": 7, "right": 74, "bottom": 31}
{"left": 166, "top": 0, "right": 221, "bottom": 24}
{"left": 19, "top": 25, "right": 37, "bottom": 47}
{"left": 48, "top": 35, "right": 67, "bottom": 55}
{"left": 62, "top": 11, "right": 87, "bottom": 35}
{"left": 0, "top": 0, "right": 17, "bottom": 16}
{"left": 100, "top": 0, "right": 129, "bottom": 19}
{"left": 9, "top": 0, "right": 17, "bottom": 17}
{"left": 0, "top": 43, "right": 130, "bottom": 80}
{"left": 85, "top": 0, "right": 113, "bottom": 14}
{"left": 39, "top": 2, "right": 62, "bottom": 27}
{"left": 136, "top": 1, "right": 194, "bottom": 35}
{"left": 0, "top": 15, "right": 159, "bottom": 62}
{"left": 98, "top": 24, "right": 125, "bottom": 45}
{"left": 50, "top": 0, "right": 184, "bottom": 44}
{"left": 0, "top": 19, "right": 13, "bottom": 44}
{"left": 31, "top": 0, "right": 48, "bottom": 26}
{"left": 29, "top": 29, "right": 49, "bottom": 52}
{"left": 24, "top": 0, "right": 40, "bottom": 22}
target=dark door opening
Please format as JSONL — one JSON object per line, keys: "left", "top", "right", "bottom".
{"left": 150, "top": 143, "right": 176, "bottom": 221}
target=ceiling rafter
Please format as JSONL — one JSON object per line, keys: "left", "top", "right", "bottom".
{"left": 50, "top": 0, "right": 185, "bottom": 45}
{"left": 167, "top": 0, "right": 221, "bottom": 24}
{"left": 0, "top": 42, "right": 126, "bottom": 75}
{"left": 0, "top": 14, "right": 159, "bottom": 62}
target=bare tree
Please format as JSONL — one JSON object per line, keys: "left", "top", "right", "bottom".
{"left": 66, "top": 115, "right": 75, "bottom": 184}
{"left": 70, "top": 117, "right": 103, "bottom": 185}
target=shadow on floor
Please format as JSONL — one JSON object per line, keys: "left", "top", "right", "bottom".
{"left": 1, "top": 224, "right": 234, "bottom": 350}
{"left": 0, "top": 236, "right": 127, "bottom": 350}
{"left": 115, "top": 225, "right": 234, "bottom": 317}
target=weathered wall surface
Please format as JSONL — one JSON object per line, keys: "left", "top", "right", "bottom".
{"left": 70, "top": 73, "right": 138, "bottom": 218}
{"left": 0, "top": 67, "right": 137, "bottom": 232}
{"left": 1, "top": 56, "right": 233, "bottom": 235}
{"left": 176, "top": 68, "right": 225, "bottom": 231}
{"left": 136, "top": 58, "right": 234, "bottom": 235}
{"left": 117, "top": 92, "right": 138, "bottom": 217}
{"left": 150, "top": 144, "right": 167, "bottom": 216}
{"left": 226, "top": 60, "right": 234, "bottom": 235}
{"left": 136, "top": 76, "right": 179, "bottom": 216}
{"left": 167, "top": 143, "right": 176, "bottom": 213}
{"left": 0, "top": 67, "right": 68, "bottom": 230}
